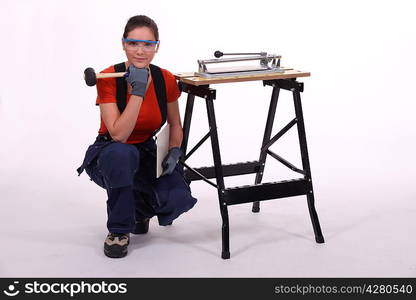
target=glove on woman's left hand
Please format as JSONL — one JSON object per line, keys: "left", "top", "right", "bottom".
{"left": 161, "top": 147, "right": 182, "bottom": 176}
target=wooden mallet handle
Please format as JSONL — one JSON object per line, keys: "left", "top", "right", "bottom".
{"left": 96, "top": 72, "right": 127, "bottom": 79}
{"left": 84, "top": 67, "right": 127, "bottom": 86}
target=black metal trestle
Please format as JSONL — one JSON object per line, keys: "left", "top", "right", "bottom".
{"left": 179, "top": 79, "right": 324, "bottom": 259}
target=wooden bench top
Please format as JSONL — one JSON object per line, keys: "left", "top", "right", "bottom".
{"left": 174, "top": 68, "right": 310, "bottom": 86}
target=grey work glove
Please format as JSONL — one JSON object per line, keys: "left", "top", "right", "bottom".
{"left": 126, "top": 64, "right": 149, "bottom": 97}
{"left": 161, "top": 147, "right": 182, "bottom": 176}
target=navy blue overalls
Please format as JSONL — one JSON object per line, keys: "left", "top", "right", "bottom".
{"left": 77, "top": 63, "right": 197, "bottom": 234}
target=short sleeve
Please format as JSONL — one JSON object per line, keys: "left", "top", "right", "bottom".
{"left": 162, "top": 69, "right": 181, "bottom": 103}
{"left": 95, "top": 67, "right": 117, "bottom": 105}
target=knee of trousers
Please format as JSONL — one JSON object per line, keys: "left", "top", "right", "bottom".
{"left": 97, "top": 142, "right": 140, "bottom": 188}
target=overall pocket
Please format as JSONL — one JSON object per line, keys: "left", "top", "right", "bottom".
{"left": 77, "top": 138, "right": 113, "bottom": 188}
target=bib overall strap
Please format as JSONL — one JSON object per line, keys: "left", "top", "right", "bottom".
{"left": 149, "top": 64, "right": 167, "bottom": 128}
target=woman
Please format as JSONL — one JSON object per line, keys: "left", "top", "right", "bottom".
{"left": 77, "top": 15, "right": 197, "bottom": 258}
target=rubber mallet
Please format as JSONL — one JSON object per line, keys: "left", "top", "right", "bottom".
{"left": 84, "top": 68, "right": 127, "bottom": 86}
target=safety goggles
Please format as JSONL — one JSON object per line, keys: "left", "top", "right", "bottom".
{"left": 122, "top": 38, "right": 160, "bottom": 52}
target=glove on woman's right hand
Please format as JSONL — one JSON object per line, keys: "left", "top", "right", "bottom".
{"left": 126, "top": 64, "right": 149, "bottom": 98}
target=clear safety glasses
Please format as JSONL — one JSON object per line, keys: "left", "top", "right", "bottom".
{"left": 122, "top": 38, "right": 160, "bottom": 52}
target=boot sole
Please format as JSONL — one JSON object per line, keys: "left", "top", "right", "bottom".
{"left": 104, "top": 244, "right": 128, "bottom": 258}
{"left": 104, "top": 248, "right": 127, "bottom": 258}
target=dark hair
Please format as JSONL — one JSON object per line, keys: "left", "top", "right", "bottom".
{"left": 123, "top": 15, "right": 159, "bottom": 41}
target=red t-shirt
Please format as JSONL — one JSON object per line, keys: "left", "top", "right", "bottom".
{"left": 96, "top": 64, "right": 180, "bottom": 144}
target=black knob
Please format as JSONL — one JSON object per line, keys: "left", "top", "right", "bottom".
{"left": 214, "top": 51, "right": 223, "bottom": 58}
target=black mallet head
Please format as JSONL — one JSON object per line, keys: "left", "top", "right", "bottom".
{"left": 84, "top": 68, "right": 97, "bottom": 86}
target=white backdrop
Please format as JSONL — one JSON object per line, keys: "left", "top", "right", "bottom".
{"left": 1, "top": 0, "right": 415, "bottom": 277}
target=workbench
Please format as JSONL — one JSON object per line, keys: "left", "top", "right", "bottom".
{"left": 175, "top": 69, "right": 325, "bottom": 259}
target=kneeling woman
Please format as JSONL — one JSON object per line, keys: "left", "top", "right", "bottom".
{"left": 77, "top": 15, "right": 197, "bottom": 258}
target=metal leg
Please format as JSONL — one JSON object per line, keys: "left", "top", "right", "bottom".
{"left": 292, "top": 90, "right": 325, "bottom": 243}
{"left": 206, "top": 98, "right": 230, "bottom": 259}
{"left": 252, "top": 85, "right": 280, "bottom": 213}
{"left": 181, "top": 94, "right": 195, "bottom": 155}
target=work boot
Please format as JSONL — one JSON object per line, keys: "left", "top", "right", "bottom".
{"left": 132, "top": 218, "right": 150, "bottom": 234}
{"left": 104, "top": 233, "right": 130, "bottom": 258}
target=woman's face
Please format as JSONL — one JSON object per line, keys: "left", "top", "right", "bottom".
{"left": 123, "top": 26, "right": 158, "bottom": 68}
